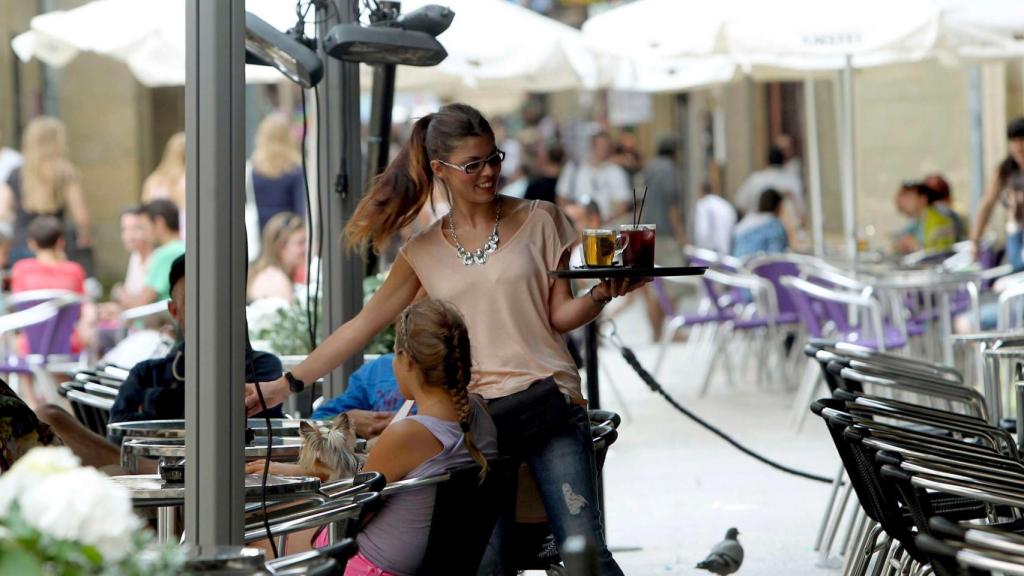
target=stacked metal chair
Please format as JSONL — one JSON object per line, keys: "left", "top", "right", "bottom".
{"left": 806, "top": 340, "right": 1024, "bottom": 575}
{"left": 59, "top": 364, "right": 128, "bottom": 435}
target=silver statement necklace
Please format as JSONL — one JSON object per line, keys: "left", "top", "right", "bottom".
{"left": 447, "top": 197, "right": 501, "bottom": 266}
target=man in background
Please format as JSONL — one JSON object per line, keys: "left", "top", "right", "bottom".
{"left": 694, "top": 182, "right": 737, "bottom": 255}
{"left": 119, "top": 199, "right": 184, "bottom": 308}
{"left": 642, "top": 135, "right": 687, "bottom": 262}
{"left": 109, "top": 255, "right": 283, "bottom": 436}
{"left": 735, "top": 146, "right": 804, "bottom": 230}
{"left": 557, "top": 132, "right": 632, "bottom": 223}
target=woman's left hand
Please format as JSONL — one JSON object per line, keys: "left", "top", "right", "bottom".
{"left": 245, "top": 460, "right": 310, "bottom": 477}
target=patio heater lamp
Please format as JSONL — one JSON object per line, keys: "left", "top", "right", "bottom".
{"left": 323, "top": 4, "right": 454, "bottom": 66}
{"left": 245, "top": 12, "right": 324, "bottom": 88}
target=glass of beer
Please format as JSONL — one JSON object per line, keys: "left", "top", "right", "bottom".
{"left": 619, "top": 224, "right": 656, "bottom": 268}
{"left": 583, "top": 229, "right": 628, "bottom": 267}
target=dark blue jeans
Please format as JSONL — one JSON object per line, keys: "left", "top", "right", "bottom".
{"left": 479, "top": 404, "right": 623, "bottom": 576}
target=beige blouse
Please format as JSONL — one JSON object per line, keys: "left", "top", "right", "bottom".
{"left": 400, "top": 200, "right": 582, "bottom": 401}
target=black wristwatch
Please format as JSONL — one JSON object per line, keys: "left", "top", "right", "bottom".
{"left": 284, "top": 371, "right": 305, "bottom": 394}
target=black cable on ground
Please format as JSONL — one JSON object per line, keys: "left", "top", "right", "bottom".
{"left": 615, "top": 344, "right": 834, "bottom": 485}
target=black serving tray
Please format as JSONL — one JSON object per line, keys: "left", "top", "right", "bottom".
{"left": 549, "top": 266, "right": 707, "bottom": 280}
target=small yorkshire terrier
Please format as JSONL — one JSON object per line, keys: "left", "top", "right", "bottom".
{"left": 297, "top": 413, "right": 365, "bottom": 481}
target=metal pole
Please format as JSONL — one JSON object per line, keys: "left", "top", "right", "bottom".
{"left": 364, "top": 0, "right": 399, "bottom": 189}
{"left": 584, "top": 320, "right": 604, "bottom": 517}
{"left": 362, "top": 2, "right": 399, "bottom": 277}
{"left": 585, "top": 322, "right": 600, "bottom": 408}
{"left": 317, "top": 0, "right": 364, "bottom": 399}
{"left": 184, "top": 0, "right": 247, "bottom": 546}
{"left": 968, "top": 65, "right": 985, "bottom": 220}
{"left": 10, "top": 34, "right": 23, "bottom": 143}
{"left": 839, "top": 56, "right": 857, "bottom": 266}
{"left": 803, "top": 78, "right": 824, "bottom": 256}
{"left": 363, "top": 63, "right": 396, "bottom": 277}
{"left": 365, "top": 65, "right": 396, "bottom": 189}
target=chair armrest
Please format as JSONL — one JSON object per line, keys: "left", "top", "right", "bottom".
{"left": 783, "top": 275, "right": 877, "bottom": 308}
{"left": 0, "top": 301, "right": 60, "bottom": 336}
{"left": 5, "top": 289, "right": 84, "bottom": 308}
{"left": 66, "top": 390, "right": 114, "bottom": 411}
{"left": 83, "top": 383, "right": 119, "bottom": 398}
{"left": 120, "top": 299, "right": 171, "bottom": 323}
{"left": 380, "top": 472, "right": 451, "bottom": 495}
{"left": 243, "top": 494, "right": 373, "bottom": 543}
{"left": 977, "top": 264, "right": 1014, "bottom": 282}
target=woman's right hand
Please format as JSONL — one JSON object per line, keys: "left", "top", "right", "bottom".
{"left": 245, "top": 377, "right": 291, "bottom": 416}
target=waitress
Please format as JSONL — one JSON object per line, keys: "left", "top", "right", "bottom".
{"left": 248, "top": 103, "right": 646, "bottom": 575}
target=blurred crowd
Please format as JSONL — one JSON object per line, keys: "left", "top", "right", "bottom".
{"left": 0, "top": 99, "right": 1021, "bottom": 404}
{"left": 0, "top": 111, "right": 312, "bottom": 408}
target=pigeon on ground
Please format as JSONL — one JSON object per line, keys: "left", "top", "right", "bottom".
{"left": 696, "top": 527, "right": 744, "bottom": 575}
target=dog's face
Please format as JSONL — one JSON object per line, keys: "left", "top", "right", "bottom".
{"left": 298, "top": 414, "right": 362, "bottom": 481}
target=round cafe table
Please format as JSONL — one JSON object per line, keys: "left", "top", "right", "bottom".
{"left": 108, "top": 418, "right": 304, "bottom": 440}
{"left": 980, "top": 346, "right": 1024, "bottom": 449}
{"left": 110, "top": 473, "right": 322, "bottom": 544}
{"left": 953, "top": 330, "right": 1024, "bottom": 421}
{"left": 120, "top": 436, "right": 304, "bottom": 474}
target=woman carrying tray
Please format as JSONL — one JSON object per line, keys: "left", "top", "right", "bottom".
{"left": 247, "top": 103, "right": 645, "bottom": 575}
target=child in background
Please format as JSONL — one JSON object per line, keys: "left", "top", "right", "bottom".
{"left": 732, "top": 189, "right": 789, "bottom": 259}
{"left": 894, "top": 182, "right": 956, "bottom": 255}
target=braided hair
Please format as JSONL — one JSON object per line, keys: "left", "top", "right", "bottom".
{"left": 395, "top": 299, "right": 489, "bottom": 480}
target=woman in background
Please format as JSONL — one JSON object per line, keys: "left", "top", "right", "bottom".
{"left": 0, "top": 117, "right": 91, "bottom": 263}
{"left": 247, "top": 212, "right": 306, "bottom": 304}
{"left": 971, "top": 117, "right": 1024, "bottom": 269}
{"left": 250, "top": 113, "right": 306, "bottom": 233}
{"left": 142, "top": 132, "right": 186, "bottom": 208}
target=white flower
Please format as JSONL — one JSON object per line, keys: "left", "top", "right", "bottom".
{"left": 246, "top": 298, "right": 290, "bottom": 332}
{"left": 0, "top": 446, "right": 142, "bottom": 562}
{"left": 0, "top": 446, "right": 81, "bottom": 515}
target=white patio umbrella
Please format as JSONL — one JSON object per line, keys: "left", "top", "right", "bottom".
{"left": 583, "top": 0, "right": 1024, "bottom": 260}
{"left": 939, "top": 0, "right": 1024, "bottom": 37}
{"left": 355, "top": 0, "right": 597, "bottom": 103}
{"left": 582, "top": 0, "right": 741, "bottom": 91}
{"left": 12, "top": 0, "right": 598, "bottom": 100}
{"left": 10, "top": 0, "right": 303, "bottom": 86}
{"left": 722, "top": 0, "right": 1024, "bottom": 261}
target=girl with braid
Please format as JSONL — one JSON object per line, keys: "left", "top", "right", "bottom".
{"left": 248, "top": 103, "right": 641, "bottom": 575}
{"left": 347, "top": 298, "right": 497, "bottom": 576}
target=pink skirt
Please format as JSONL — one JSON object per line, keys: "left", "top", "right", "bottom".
{"left": 343, "top": 552, "right": 399, "bottom": 576}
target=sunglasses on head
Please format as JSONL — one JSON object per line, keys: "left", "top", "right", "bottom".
{"left": 438, "top": 149, "right": 505, "bottom": 175}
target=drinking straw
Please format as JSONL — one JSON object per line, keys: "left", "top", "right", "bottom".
{"left": 631, "top": 187, "right": 637, "bottom": 227}
{"left": 637, "top": 185, "right": 649, "bottom": 226}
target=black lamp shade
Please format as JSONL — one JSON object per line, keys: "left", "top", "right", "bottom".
{"left": 324, "top": 24, "right": 448, "bottom": 67}
{"left": 245, "top": 12, "right": 323, "bottom": 88}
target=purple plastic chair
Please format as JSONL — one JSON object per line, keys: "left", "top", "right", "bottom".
{"left": 684, "top": 267, "right": 789, "bottom": 395}
{"left": 782, "top": 275, "right": 906, "bottom": 352}
{"left": 0, "top": 296, "right": 80, "bottom": 402}
{"left": 746, "top": 258, "right": 804, "bottom": 327}
{"left": 8, "top": 290, "right": 82, "bottom": 361}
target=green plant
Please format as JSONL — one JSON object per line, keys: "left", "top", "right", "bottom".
{"left": 363, "top": 272, "right": 395, "bottom": 355}
{"left": 247, "top": 271, "right": 394, "bottom": 356}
